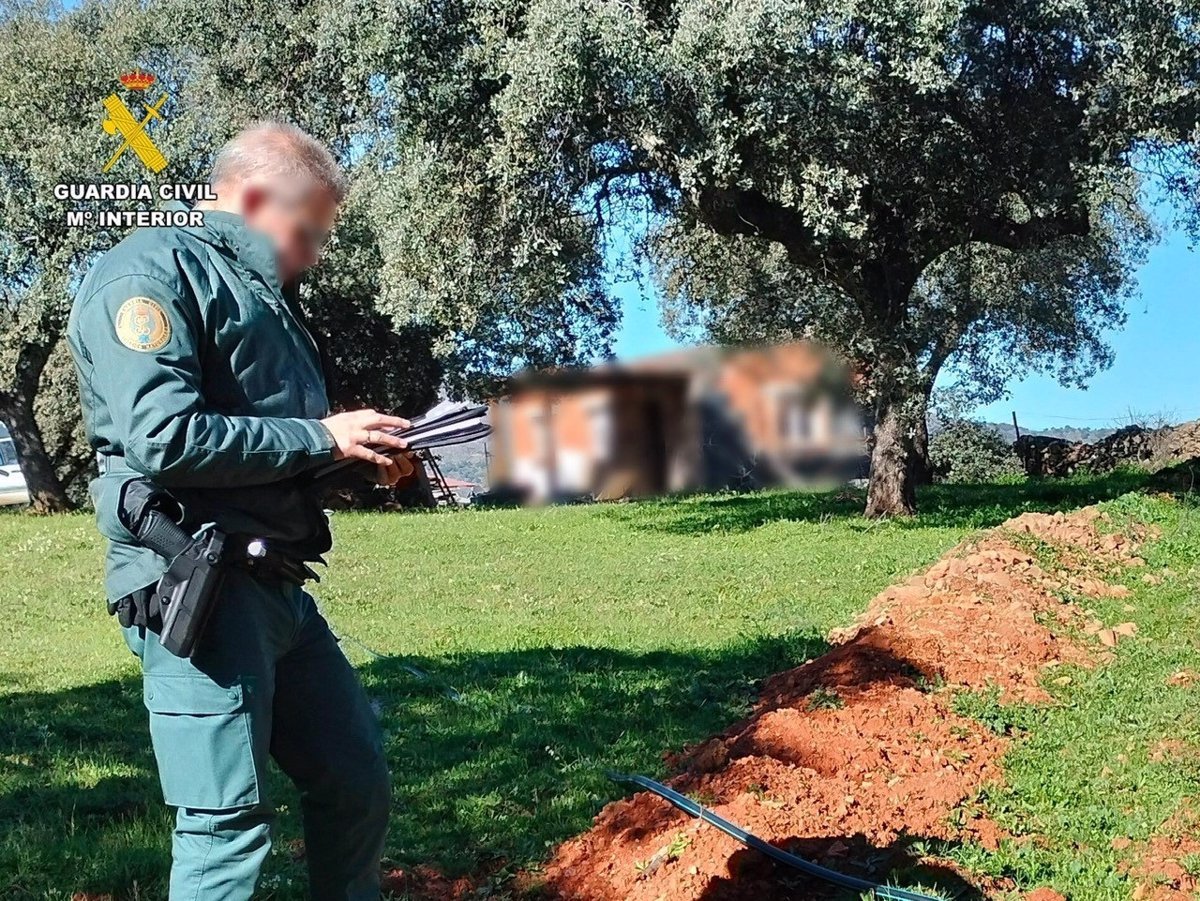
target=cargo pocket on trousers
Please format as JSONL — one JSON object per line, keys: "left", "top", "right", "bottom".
{"left": 143, "top": 673, "right": 260, "bottom": 810}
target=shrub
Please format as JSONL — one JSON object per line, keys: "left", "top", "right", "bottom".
{"left": 929, "top": 420, "right": 1025, "bottom": 484}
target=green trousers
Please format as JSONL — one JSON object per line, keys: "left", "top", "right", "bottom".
{"left": 124, "top": 571, "right": 390, "bottom": 900}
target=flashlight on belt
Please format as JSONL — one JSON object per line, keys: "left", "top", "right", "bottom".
{"left": 241, "top": 537, "right": 320, "bottom": 585}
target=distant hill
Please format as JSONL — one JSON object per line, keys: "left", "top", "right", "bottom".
{"left": 429, "top": 440, "right": 489, "bottom": 487}
{"left": 988, "top": 422, "right": 1117, "bottom": 445}
{"left": 929, "top": 414, "right": 1116, "bottom": 446}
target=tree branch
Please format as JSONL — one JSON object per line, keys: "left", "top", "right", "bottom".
{"left": 973, "top": 203, "right": 1091, "bottom": 251}
{"left": 692, "top": 184, "right": 856, "bottom": 279}
{"left": 590, "top": 163, "right": 647, "bottom": 227}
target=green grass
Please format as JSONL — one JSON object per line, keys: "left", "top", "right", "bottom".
{"left": 942, "top": 490, "right": 1200, "bottom": 898}
{"left": 0, "top": 471, "right": 1189, "bottom": 899}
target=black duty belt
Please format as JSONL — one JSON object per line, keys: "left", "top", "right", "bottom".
{"left": 115, "top": 478, "right": 319, "bottom": 657}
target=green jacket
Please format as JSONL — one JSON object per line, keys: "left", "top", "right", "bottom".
{"left": 68, "top": 202, "right": 337, "bottom": 601}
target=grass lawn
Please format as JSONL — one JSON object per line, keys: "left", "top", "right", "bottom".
{"left": 1, "top": 472, "right": 1196, "bottom": 899}
{"left": 945, "top": 488, "right": 1200, "bottom": 898}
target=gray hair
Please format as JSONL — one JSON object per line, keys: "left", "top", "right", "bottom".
{"left": 210, "top": 122, "right": 348, "bottom": 204}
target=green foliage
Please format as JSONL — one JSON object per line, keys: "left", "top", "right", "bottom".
{"left": 7, "top": 0, "right": 1200, "bottom": 512}
{"left": 806, "top": 686, "right": 845, "bottom": 711}
{"left": 374, "top": 0, "right": 1197, "bottom": 512}
{"left": 365, "top": 138, "right": 619, "bottom": 398}
{"left": 301, "top": 189, "right": 443, "bottom": 415}
{"left": 951, "top": 686, "right": 1031, "bottom": 736}
{"left": 33, "top": 342, "right": 91, "bottom": 503}
{"left": 929, "top": 420, "right": 1025, "bottom": 485}
{"left": 1, "top": 0, "right": 620, "bottom": 505}
{"left": 1, "top": 0, "right": 414, "bottom": 502}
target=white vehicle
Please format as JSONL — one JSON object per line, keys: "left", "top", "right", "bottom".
{"left": 0, "top": 438, "right": 30, "bottom": 507}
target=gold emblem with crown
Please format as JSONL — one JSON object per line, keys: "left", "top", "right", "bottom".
{"left": 118, "top": 70, "right": 156, "bottom": 92}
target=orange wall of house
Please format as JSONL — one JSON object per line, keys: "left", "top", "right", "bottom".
{"left": 489, "top": 341, "right": 858, "bottom": 498}
{"left": 495, "top": 387, "right": 612, "bottom": 495}
{"left": 716, "top": 344, "right": 829, "bottom": 454}
{"left": 493, "top": 381, "right": 689, "bottom": 499}
{"left": 504, "top": 388, "right": 606, "bottom": 458}
{"left": 555, "top": 390, "right": 602, "bottom": 455}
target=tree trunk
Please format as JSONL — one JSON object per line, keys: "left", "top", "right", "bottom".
{"left": 911, "top": 393, "right": 932, "bottom": 487}
{"left": 0, "top": 342, "right": 74, "bottom": 513}
{"left": 0, "top": 394, "right": 73, "bottom": 513}
{"left": 864, "top": 393, "right": 919, "bottom": 518}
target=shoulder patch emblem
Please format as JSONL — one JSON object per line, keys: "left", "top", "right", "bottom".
{"left": 115, "top": 297, "right": 171, "bottom": 352}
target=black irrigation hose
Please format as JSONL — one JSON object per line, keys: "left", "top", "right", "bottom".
{"left": 607, "top": 773, "right": 940, "bottom": 901}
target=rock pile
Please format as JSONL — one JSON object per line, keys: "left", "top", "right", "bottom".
{"left": 1016, "top": 420, "right": 1200, "bottom": 477}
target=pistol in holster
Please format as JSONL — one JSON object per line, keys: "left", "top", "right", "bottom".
{"left": 116, "top": 479, "right": 229, "bottom": 658}
{"left": 114, "top": 479, "right": 320, "bottom": 658}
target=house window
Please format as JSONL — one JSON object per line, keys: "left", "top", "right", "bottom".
{"left": 777, "top": 391, "right": 813, "bottom": 446}
{"left": 588, "top": 398, "right": 614, "bottom": 462}
{"left": 527, "top": 403, "right": 556, "bottom": 463}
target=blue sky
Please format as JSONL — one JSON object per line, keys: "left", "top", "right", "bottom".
{"left": 610, "top": 223, "right": 1199, "bottom": 432}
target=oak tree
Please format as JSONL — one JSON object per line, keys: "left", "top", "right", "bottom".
{"left": 377, "top": 0, "right": 1199, "bottom": 514}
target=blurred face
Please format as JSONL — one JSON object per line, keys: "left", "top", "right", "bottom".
{"left": 239, "top": 181, "right": 338, "bottom": 284}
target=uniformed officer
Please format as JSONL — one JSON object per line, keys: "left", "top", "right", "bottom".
{"left": 67, "top": 122, "right": 409, "bottom": 900}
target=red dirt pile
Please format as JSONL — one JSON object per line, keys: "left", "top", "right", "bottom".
{"left": 1120, "top": 806, "right": 1200, "bottom": 900}
{"left": 1023, "top": 891, "right": 1066, "bottom": 901}
{"left": 381, "top": 864, "right": 485, "bottom": 901}
{"left": 542, "top": 508, "right": 1149, "bottom": 900}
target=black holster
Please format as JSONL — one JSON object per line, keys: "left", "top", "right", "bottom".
{"left": 116, "top": 480, "right": 229, "bottom": 657}
{"left": 113, "top": 478, "right": 322, "bottom": 657}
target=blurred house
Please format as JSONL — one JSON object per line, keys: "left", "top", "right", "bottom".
{"left": 487, "top": 342, "right": 868, "bottom": 503}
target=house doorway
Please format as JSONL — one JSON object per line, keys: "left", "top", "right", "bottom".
{"left": 642, "top": 398, "right": 669, "bottom": 494}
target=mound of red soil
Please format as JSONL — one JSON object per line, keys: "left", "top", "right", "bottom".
{"left": 1024, "top": 890, "right": 1066, "bottom": 901}
{"left": 381, "top": 864, "right": 482, "bottom": 901}
{"left": 542, "top": 508, "right": 1149, "bottom": 900}
{"left": 1133, "top": 834, "right": 1200, "bottom": 899}
{"left": 1121, "top": 807, "right": 1200, "bottom": 900}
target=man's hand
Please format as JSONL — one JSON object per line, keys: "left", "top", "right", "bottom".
{"left": 320, "top": 410, "right": 411, "bottom": 470}
{"left": 374, "top": 458, "right": 407, "bottom": 487}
